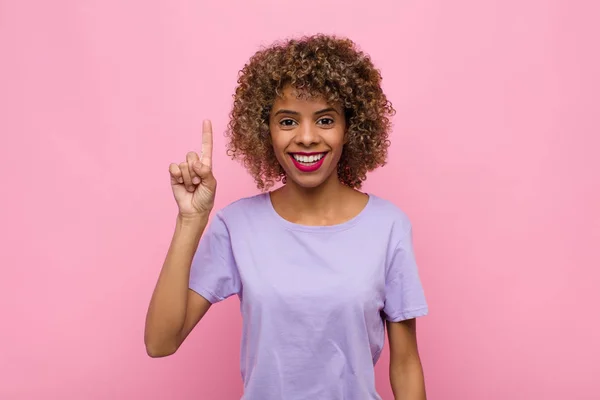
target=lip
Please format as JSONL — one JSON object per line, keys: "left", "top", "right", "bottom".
{"left": 289, "top": 152, "right": 328, "bottom": 173}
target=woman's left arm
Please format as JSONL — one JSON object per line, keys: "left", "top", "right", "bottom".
{"left": 387, "top": 318, "right": 427, "bottom": 400}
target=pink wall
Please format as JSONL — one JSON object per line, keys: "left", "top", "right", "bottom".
{"left": 1, "top": 0, "right": 599, "bottom": 399}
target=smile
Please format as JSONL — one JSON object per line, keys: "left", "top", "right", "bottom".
{"left": 289, "top": 152, "right": 328, "bottom": 173}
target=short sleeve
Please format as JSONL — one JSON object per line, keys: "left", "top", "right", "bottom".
{"left": 189, "top": 213, "right": 241, "bottom": 304}
{"left": 383, "top": 224, "right": 429, "bottom": 322}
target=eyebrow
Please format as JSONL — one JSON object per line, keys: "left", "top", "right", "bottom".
{"left": 273, "top": 107, "right": 339, "bottom": 117}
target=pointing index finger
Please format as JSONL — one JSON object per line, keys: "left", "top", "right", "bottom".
{"left": 201, "top": 119, "right": 213, "bottom": 168}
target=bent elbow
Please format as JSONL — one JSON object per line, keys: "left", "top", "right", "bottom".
{"left": 144, "top": 336, "right": 179, "bottom": 358}
{"left": 145, "top": 343, "right": 177, "bottom": 358}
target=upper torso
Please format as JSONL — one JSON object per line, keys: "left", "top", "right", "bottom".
{"left": 189, "top": 193, "right": 428, "bottom": 400}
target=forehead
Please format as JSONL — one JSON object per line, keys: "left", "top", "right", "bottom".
{"left": 272, "top": 86, "right": 333, "bottom": 110}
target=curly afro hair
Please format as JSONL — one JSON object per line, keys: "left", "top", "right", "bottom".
{"left": 225, "top": 34, "right": 395, "bottom": 190}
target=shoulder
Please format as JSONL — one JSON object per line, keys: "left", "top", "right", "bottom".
{"left": 366, "top": 194, "right": 413, "bottom": 238}
{"left": 213, "top": 192, "right": 269, "bottom": 223}
{"left": 367, "top": 194, "right": 411, "bottom": 225}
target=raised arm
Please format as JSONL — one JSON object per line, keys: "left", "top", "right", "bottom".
{"left": 144, "top": 120, "right": 217, "bottom": 357}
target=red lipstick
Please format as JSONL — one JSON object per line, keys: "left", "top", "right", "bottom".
{"left": 289, "top": 152, "right": 327, "bottom": 173}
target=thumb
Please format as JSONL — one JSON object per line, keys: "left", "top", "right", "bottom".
{"left": 193, "top": 160, "right": 214, "bottom": 179}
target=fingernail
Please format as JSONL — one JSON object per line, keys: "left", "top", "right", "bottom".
{"left": 178, "top": 178, "right": 183, "bottom": 183}
{"left": 192, "top": 177, "right": 201, "bottom": 184}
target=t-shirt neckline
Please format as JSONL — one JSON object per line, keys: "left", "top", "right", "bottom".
{"left": 263, "top": 191, "right": 373, "bottom": 233}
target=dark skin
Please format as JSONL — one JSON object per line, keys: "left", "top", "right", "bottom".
{"left": 267, "top": 86, "right": 367, "bottom": 226}
{"left": 269, "top": 87, "right": 426, "bottom": 399}
{"left": 144, "top": 86, "right": 426, "bottom": 399}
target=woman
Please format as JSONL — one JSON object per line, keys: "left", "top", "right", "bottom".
{"left": 145, "top": 34, "right": 428, "bottom": 400}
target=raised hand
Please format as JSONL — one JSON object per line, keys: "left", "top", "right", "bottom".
{"left": 169, "top": 120, "right": 217, "bottom": 218}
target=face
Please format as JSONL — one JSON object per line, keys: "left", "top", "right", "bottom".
{"left": 269, "top": 86, "right": 346, "bottom": 189}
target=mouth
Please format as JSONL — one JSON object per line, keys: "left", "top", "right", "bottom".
{"left": 289, "top": 152, "right": 328, "bottom": 173}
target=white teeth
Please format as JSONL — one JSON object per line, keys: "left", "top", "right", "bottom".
{"left": 292, "top": 153, "right": 325, "bottom": 163}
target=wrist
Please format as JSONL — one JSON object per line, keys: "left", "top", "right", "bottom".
{"left": 176, "top": 211, "right": 210, "bottom": 228}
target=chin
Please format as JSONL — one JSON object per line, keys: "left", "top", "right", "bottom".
{"left": 287, "top": 176, "right": 327, "bottom": 189}
{"left": 285, "top": 169, "right": 339, "bottom": 190}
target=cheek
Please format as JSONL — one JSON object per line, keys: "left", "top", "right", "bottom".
{"left": 269, "top": 133, "right": 289, "bottom": 163}
{"left": 331, "top": 130, "right": 347, "bottom": 151}
{"left": 330, "top": 136, "right": 345, "bottom": 162}
{"left": 270, "top": 133, "right": 285, "bottom": 153}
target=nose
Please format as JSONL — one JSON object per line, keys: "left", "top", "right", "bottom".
{"left": 294, "top": 123, "right": 321, "bottom": 147}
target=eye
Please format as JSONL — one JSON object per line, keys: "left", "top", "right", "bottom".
{"left": 279, "top": 118, "right": 297, "bottom": 127}
{"left": 317, "top": 117, "right": 334, "bottom": 126}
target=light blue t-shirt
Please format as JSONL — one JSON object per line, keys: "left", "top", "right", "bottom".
{"left": 189, "top": 193, "right": 428, "bottom": 400}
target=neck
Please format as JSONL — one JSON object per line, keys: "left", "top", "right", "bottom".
{"left": 278, "top": 174, "right": 347, "bottom": 214}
